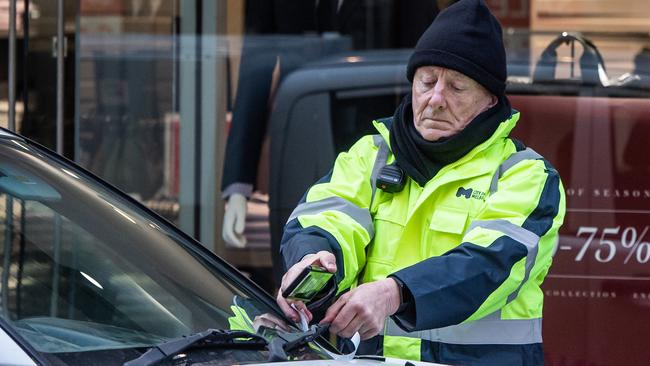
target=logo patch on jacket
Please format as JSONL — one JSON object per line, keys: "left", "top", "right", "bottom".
{"left": 456, "top": 187, "right": 486, "bottom": 201}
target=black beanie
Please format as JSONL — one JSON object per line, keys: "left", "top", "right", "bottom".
{"left": 406, "top": 0, "right": 507, "bottom": 97}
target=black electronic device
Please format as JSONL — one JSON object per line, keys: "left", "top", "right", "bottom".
{"left": 282, "top": 265, "right": 334, "bottom": 302}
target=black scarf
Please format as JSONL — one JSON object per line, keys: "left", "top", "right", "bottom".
{"left": 389, "top": 93, "right": 512, "bottom": 187}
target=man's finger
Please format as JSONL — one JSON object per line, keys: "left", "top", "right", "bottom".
{"left": 280, "top": 265, "right": 306, "bottom": 293}
{"left": 278, "top": 300, "right": 299, "bottom": 321}
{"left": 320, "top": 295, "right": 347, "bottom": 324}
{"left": 290, "top": 301, "right": 313, "bottom": 320}
{"left": 315, "top": 251, "right": 337, "bottom": 273}
{"left": 276, "top": 291, "right": 300, "bottom": 321}
{"left": 359, "top": 327, "right": 377, "bottom": 341}
{"left": 358, "top": 318, "right": 384, "bottom": 341}
{"left": 338, "top": 314, "right": 364, "bottom": 339}
{"left": 301, "top": 251, "right": 336, "bottom": 273}
{"left": 293, "top": 302, "right": 314, "bottom": 322}
{"left": 329, "top": 302, "right": 357, "bottom": 334}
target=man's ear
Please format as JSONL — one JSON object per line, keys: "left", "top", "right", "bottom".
{"left": 480, "top": 93, "right": 498, "bottom": 114}
{"left": 487, "top": 94, "right": 498, "bottom": 108}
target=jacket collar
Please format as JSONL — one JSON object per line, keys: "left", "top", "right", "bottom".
{"left": 372, "top": 111, "right": 520, "bottom": 224}
{"left": 373, "top": 109, "right": 520, "bottom": 168}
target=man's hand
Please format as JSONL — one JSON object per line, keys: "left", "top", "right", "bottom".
{"left": 276, "top": 251, "right": 337, "bottom": 322}
{"left": 320, "top": 278, "right": 400, "bottom": 340}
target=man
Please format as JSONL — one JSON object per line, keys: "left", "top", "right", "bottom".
{"left": 277, "top": 0, "right": 565, "bottom": 364}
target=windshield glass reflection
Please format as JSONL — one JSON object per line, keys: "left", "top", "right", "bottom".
{"left": 0, "top": 137, "right": 295, "bottom": 359}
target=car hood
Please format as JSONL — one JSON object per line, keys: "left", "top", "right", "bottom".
{"left": 248, "top": 357, "right": 448, "bottom": 366}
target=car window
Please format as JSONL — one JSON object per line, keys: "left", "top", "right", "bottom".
{"left": 331, "top": 91, "right": 406, "bottom": 153}
{"left": 0, "top": 138, "right": 295, "bottom": 363}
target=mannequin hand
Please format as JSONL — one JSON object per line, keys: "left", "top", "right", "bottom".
{"left": 222, "top": 193, "right": 247, "bottom": 248}
{"left": 320, "top": 278, "right": 400, "bottom": 340}
{"left": 276, "top": 251, "right": 337, "bottom": 322}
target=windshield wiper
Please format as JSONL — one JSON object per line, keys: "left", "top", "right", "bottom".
{"left": 123, "top": 329, "right": 267, "bottom": 366}
{"left": 282, "top": 323, "right": 330, "bottom": 353}
{"left": 265, "top": 323, "right": 331, "bottom": 361}
{"left": 124, "top": 325, "right": 332, "bottom": 366}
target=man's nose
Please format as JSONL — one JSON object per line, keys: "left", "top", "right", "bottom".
{"left": 427, "top": 83, "right": 447, "bottom": 110}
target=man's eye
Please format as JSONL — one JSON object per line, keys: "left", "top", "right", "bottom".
{"left": 451, "top": 84, "right": 465, "bottom": 92}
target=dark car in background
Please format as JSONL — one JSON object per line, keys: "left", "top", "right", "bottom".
{"left": 266, "top": 32, "right": 650, "bottom": 366}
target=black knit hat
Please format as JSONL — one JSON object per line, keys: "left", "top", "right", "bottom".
{"left": 406, "top": 0, "right": 507, "bottom": 97}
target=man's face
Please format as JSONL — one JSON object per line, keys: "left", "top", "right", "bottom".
{"left": 411, "top": 66, "right": 498, "bottom": 141}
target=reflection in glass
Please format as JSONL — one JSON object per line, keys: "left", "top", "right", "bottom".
{"left": 0, "top": 137, "right": 289, "bottom": 362}
{"left": 76, "top": 1, "right": 179, "bottom": 223}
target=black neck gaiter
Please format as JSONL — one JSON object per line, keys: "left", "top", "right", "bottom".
{"left": 389, "top": 93, "right": 512, "bottom": 187}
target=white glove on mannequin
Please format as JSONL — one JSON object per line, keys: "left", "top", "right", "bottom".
{"left": 222, "top": 193, "right": 248, "bottom": 248}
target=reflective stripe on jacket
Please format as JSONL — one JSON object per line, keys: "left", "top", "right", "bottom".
{"left": 280, "top": 111, "right": 566, "bottom": 365}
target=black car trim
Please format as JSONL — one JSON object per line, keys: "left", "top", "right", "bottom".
{"left": 0, "top": 127, "right": 24, "bottom": 141}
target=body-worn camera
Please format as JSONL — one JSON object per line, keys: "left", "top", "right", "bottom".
{"left": 376, "top": 163, "right": 406, "bottom": 193}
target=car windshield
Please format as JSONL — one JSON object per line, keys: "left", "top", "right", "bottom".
{"left": 0, "top": 135, "right": 318, "bottom": 365}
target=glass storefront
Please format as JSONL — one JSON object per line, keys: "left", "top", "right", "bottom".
{"left": 76, "top": 1, "right": 231, "bottom": 252}
{"left": 76, "top": 1, "right": 179, "bottom": 216}
{"left": 1, "top": 1, "right": 230, "bottom": 255}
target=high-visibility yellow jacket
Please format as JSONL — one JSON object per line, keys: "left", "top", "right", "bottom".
{"left": 281, "top": 111, "right": 566, "bottom": 365}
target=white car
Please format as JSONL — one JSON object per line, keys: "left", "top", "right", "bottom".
{"left": 0, "top": 127, "right": 445, "bottom": 366}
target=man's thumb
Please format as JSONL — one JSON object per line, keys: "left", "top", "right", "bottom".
{"left": 323, "top": 257, "right": 336, "bottom": 272}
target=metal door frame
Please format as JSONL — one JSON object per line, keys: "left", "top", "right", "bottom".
{"left": 7, "top": 0, "right": 65, "bottom": 156}
{"left": 6, "top": 0, "right": 67, "bottom": 318}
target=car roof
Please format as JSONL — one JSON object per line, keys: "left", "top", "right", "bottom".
{"left": 302, "top": 49, "right": 411, "bottom": 70}
{"left": 0, "top": 127, "right": 22, "bottom": 140}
